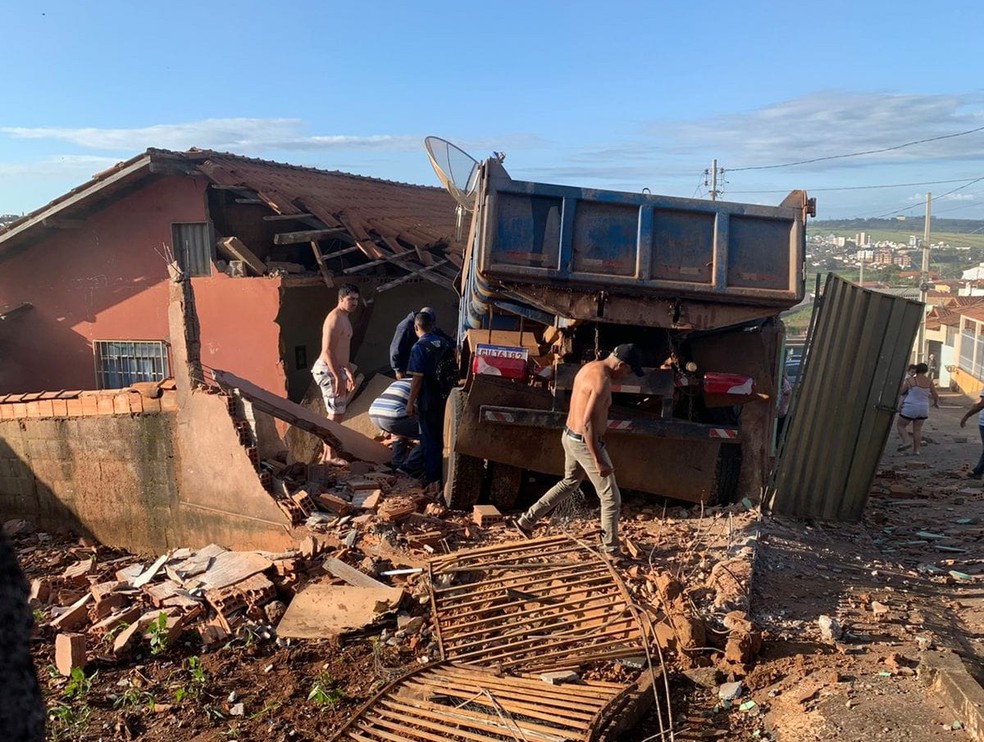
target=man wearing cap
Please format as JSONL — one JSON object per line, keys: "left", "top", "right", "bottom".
{"left": 389, "top": 307, "right": 452, "bottom": 379}
{"left": 514, "top": 344, "right": 645, "bottom": 555}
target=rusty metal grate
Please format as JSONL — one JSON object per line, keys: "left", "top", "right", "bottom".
{"left": 426, "top": 535, "right": 645, "bottom": 672}
{"left": 330, "top": 663, "right": 630, "bottom": 742}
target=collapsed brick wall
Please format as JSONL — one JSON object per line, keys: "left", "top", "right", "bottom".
{"left": 0, "top": 388, "right": 293, "bottom": 555}
{"left": 0, "top": 394, "right": 179, "bottom": 554}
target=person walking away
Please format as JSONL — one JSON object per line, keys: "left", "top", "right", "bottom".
{"left": 311, "top": 284, "right": 360, "bottom": 464}
{"left": 405, "top": 312, "right": 455, "bottom": 491}
{"left": 896, "top": 362, "right": 939, "bottom": 455}
{"left": 514, "top": 344, "right": 645, "bottom": 555}
{"left": 959, "top": 386, "right": 984, "bottom": 479}
{"left": 368, "top": 378, "right": 424, "bottom": 476}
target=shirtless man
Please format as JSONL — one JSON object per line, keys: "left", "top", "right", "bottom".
{"left": 515, "top": 344, "right": 644, "bottom": 554}
{"left": 311, "top": 283, "right": 360, "bottom": 463}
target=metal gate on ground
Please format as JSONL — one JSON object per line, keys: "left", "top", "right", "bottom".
{"left": 766, "top": 274, "right": 923, "bottom": 520}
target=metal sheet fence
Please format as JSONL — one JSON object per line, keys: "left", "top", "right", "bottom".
{"left": 766, "top": 275, "right": 923, "bottom": 520}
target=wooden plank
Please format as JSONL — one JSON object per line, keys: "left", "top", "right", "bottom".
{"left": 310, "top": 240, "right": 334, "bottom": 289}
{"left": 381, "top": 698, "right": 569, "bottom": 742}
{"left": 212, "top": 369, "right": 391, "bottom": 464}
{"left": 274, "top": 228, "right": 349, "bottom": 245}
{"left": 375, "top": 260, "right": 450, "bottom": 293}
{"left": 362, "top": 707, "right": 515, "bottom": 742}
{"left": 263, "top": 213, "right": 316, "bottom": 221}
{"left": 411, "top": 669, "right": 616, "bottom": 706}
{"left": 391, "top": 681, "right": 596, "bottom": 726}
{"left": 323, "top": 558, "right": 390, "bottom": 590}
{"left": 438, "top": 577, "right": 619, "bottom": 618}
{"left": 216, "top": 236, "right": 267, "bottom": 276}
{"left": 434, "top": 561, "right": 608, "bottom": 597}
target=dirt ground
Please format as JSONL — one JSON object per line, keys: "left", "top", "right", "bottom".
{"left": 13, "top": 390, "right": 984, "bottom": 741}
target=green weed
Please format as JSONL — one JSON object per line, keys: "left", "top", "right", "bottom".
{"left": 147, "top": 612, "right": 169, "bottom": 655}
{"left": 307, "top": 671, "right": 344, "bottom": 707}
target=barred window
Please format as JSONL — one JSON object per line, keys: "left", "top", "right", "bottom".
{"left": 171, "top": 222, "right": 213, "bottom": 277}
{"left": 93, "top": 340, "right": 170, "bottom": 390}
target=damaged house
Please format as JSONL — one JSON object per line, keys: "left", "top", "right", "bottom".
{"left": 0, "top": 148, "right": 462, "bottom": 552}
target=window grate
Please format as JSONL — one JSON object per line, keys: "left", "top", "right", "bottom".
{"left": 93, "top": 340, "right": 171, "bottom": 390}
{"left": 171, "top": 222, "right": 213, "bottom": 277}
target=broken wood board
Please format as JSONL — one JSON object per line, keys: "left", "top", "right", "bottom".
{"left": 213, "top": 369, "right": 391, "bottom": 464}
{"left": 182, "top": 550, "right": 272, "bottom": 591}
{"left": 323, "top": 558, "right": 390, "bottom": 590}
{"left": 276, "top": 585, "right": 404, "bottom": 639}
{"left": 339, "top": 373, "right": 393, "bottom": 440}
{"left": 216, "top": 236, "right": 267, "bottom": 276}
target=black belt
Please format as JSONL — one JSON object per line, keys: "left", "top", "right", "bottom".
{"left": 563, "top": 426, "right": 584, "bottom": 441}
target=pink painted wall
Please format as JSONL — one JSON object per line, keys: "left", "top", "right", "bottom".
{"left": 0, "top": 174, "right": 287, "bottom": 396}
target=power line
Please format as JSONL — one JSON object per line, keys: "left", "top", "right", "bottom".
{"left": 727, "top": 177, "right": 976, "bottom": 195}
{"left": 864, "top": 175, "right": 984, "bottom": 219}
{"left": 727, "top": 123, "right": 984, "bottom": 172}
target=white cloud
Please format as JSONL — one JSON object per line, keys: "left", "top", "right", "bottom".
{"left": 0, "top": 118, "right": 421, "bottom": 153}
{"left": 654, "top": 91, "right": 984, "bottom": 169}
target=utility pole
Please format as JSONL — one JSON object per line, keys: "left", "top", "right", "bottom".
{"left": 916, "top": 192, "right": 932, "bottom": 362}
{"left": 705, "top": 159, "right": 723, "bottom": 201}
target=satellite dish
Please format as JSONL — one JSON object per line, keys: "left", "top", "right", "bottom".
{"left": 424, "top": 136, "right": 480, "bottom": 212}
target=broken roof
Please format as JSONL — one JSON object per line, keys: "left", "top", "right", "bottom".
{"left": 0, "top": 148, "right": 464, "bottom": 283}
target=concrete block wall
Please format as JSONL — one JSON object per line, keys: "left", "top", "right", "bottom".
{"left": 0, "top": 387, "right": 292, "bottom": 554}
{"left": 0, "top": 406, "right": 179, "bottom": 554}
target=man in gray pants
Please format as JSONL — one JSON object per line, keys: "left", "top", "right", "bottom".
{"left": 515, "top": 344, "right": 644, "bottom": 554}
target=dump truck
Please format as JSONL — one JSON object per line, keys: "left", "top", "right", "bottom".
{"left": 425, "top": 140, "right": 815, "bottom": 509}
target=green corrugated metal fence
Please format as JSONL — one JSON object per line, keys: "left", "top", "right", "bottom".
{"left": 766, "top": 274, "right": 923, "bottom": 520}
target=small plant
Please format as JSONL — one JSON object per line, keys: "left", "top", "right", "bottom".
{"left": 63, "top": 667, "right": 95, "bottom": 700}
{"left": 175, "top": 655, "right": 208, "bottom": 703}
{"left": 113, "top": 680, "right": 155, "bottom": 711}
{"left": 147, "top": 612, "right": 169, "bottom": 655}
{"left": 307, "top": 671, "right": 344, "bottom": 707}
{"left": 48, "top": 699, "right": 92, "bottom": 741}
{"left": 32, "top": 607, "right": 46, "bottom": 626}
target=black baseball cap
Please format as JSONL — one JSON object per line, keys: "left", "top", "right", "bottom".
{"left": 612, "top": 344, "right": 645, "bottom": 377}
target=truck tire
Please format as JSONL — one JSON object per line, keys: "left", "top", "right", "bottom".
{"left": 711, "top": 444, "right": 742, "bottom": 504}
{"left": 489, "top": 462, "right": 523, "bottom": 511}
{"left": 443, "top": 388, "right": 484, "bottom": 510}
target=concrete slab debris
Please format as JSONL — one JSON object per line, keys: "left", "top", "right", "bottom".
{"left": 276, "top": 584, "right": 404, "bottom": 639}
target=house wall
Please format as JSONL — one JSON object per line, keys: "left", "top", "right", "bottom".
{"left": 0, "top": 175, "right": 291, "bottom": 397}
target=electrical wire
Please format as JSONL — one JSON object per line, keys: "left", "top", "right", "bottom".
{"left": 727, "top": 177, "right": 978, "bottom": 195}
{"left": 727, "top": 123, "right": 984, "bottom": 172}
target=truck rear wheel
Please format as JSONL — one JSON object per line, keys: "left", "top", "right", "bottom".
{"left": 489, "top": 462, "right": 523, "bottom": 511}
{"left": 711, "top": 444, "right": 742, "bottom": 504}
{"left": 443, "top": 388, "right": 484, "bottom": 510}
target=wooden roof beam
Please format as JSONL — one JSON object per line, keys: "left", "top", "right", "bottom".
{"left": 274, "top": 228, "right": 350, "bottom": 245}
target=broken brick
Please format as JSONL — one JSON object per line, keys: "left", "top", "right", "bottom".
{"left": 61, "top": 558, "right": 96, "bottom": 586}
{"left": 315, "top": 493, "right": 352, "bottom": 515}
{"left": 51, "top": 594, "right": 93, "bottom": 632}
{"left": 29, "top": 578, "right": 51, "bottom": 605}
{"left": 472, "top": 504, "right": 503, "bottom": 527}
{"left": 55, "top": 633, "right": 86, "bottom": 677}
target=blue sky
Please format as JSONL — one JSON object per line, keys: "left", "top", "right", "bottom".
{"left": 2, "top": 0, "right": 982, "bottom": 221}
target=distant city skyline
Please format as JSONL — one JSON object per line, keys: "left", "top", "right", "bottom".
{"left": 2, "top": 1, "right": 982, "bottom": 221}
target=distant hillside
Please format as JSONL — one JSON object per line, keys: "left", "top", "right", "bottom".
{"left": 811, "top": 217, "right": 984, "bottom": 235}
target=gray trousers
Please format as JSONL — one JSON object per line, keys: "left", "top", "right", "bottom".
{"left": 518, "top": 431, "right": 621, "bottom": 552}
